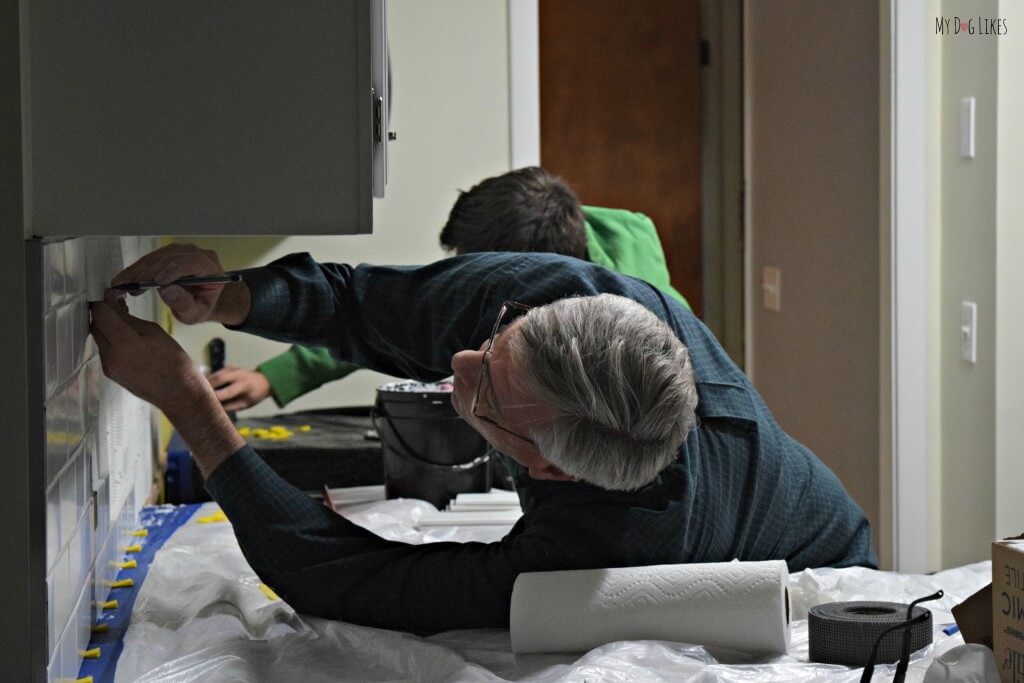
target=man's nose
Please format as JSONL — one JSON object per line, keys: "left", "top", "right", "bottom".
{"left": 451, "top": 349, "right": 482, "bottom": 376}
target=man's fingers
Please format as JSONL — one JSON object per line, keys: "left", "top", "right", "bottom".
{"left": 222, "top": 399, "right": 253, "bottom": 412}
{"left": 214, "top": 382, "right": 246, "bottom": 403}
{"left": 110, "top": 246, "right": 182, "bottom": 287}
{"left": 111, "top": 243, "right": 221, "bottom": 289}
{"left": 207, "top": 366, "right": 241, "bottom": 387}
{"left": 90, "top": 301, "right": 139, "bottom": 341}
{"left": 158, "top": 285, "right": 207, "bottom": 324}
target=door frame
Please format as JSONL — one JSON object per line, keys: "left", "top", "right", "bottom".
{"left": 880, "top": 0, "right": 930, "bottom": 573}
{"left": 508, "top": 0, "right": 745, "bottom": 357}
{"left": 514, "top": 0, "right": 933, "bottom": 573}
{"left": 508, "top": 0, "right": 540, "bottom": 168}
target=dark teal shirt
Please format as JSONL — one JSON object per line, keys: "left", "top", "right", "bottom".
{"left": 206, "top": 251, "right": 876, "bottom": 634}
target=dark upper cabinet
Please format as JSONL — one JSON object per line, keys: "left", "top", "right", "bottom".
{"left": 22, "top": 0, "right": 390, "bottom": 236}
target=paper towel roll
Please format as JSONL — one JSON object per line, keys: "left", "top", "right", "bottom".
{"left": 510, "top": 560, "right": 790, "bottom": 655}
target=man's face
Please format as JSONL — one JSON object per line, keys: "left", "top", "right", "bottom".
{"left": 450, "top": 318, "right": 575, "bottom": 482}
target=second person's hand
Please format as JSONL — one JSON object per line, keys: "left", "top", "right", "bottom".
{"left": 208, "top": 366, "right": 274, "bottom": 411}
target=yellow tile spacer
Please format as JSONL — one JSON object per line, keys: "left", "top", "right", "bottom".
{"left": 238, "top": 426, "right": 252, "bottom": 437}
{"left": 77, "top": 678, "right": 94, "bottom": 683}
{"left": 121, "top": 544, "right": 142, "bottom": 554}
{"left": 130, "top": 529, "right": 149, "bottom": 537}
{"left": 105, "top": 578, "right": 135, "bottom": 589}
{"left": 100, "top": 599, "right": 119, "bottom": 610}
{"left": 258, "top": 583, "right": 281, "bottom": 602}
{"left": 299, "top": 425, "right": 312, "bottom": 432}
{"left": 90, "top": 623, "right": 110, "bottom": 634}
{"left": 115, "top": 559, "right": 138, "bottom": 569}
{"left": 197, "top": 510, "right": 229, "bottom": 524}
{"left": 80, "top": 647, "right": 101, "bottom": 659}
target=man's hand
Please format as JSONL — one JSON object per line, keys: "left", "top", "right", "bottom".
{"left": 91, "top": 299, "right": 244, "bottom": 475}
{"left": 208, "top": 366, "right": 274, "bottom": 411}
{"left": 90, "top": 299, "right": 206, "bottom": 414}
{"left": 110, "top": 243, "right": 250, "bottom": 326}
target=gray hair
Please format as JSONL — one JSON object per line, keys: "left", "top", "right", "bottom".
{"left": 507, "top": 294, "right": 698, "bottom": 491}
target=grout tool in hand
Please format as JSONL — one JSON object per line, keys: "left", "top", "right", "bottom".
{"left": 113, "top": 272, "right": 241, "bottom": 292}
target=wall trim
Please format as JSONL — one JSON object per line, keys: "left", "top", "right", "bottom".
{"left": 888, "top": 0, "right": 929, "bottom": 573}
{"left": 508, "top": 0, "right": 540, "bottom": 169}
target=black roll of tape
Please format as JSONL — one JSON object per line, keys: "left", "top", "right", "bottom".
{"left": 808, "top": 601, "right": 933, "bottom": 666}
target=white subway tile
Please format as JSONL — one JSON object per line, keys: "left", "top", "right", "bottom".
{"left": 53, "top": 548, "right": 71, "bottom": 648}
{"left": 79, "top": 504, "right": 93, "bottom": 593}
{"left": 47, "top": 637, "right": 61, "bottom": 683}
{"left": 45, "top": 240, "right": 66, "bottom": 310}
{"left": 47, "top": 568, "right": 56, "bottom": 657}
{"left": 64, "top": 377, "right": 84, "bottom": 457}
{"left": 68, "top": 298, "right": 88, "bottom": 375}
{"left": 59, "top": 456, "right": 77, "bottom": 551}
{"left": 46, "top": 480, "right": 60, "bottom": 573}
{"left": 45, "top": 396, "right": 67, "bottom": 486}
{"left": 75, "top": 448, "right": 88, "bottom": 524}
{"left": 95, "top": 476, "right": 109, "bottom": 544}
{"left": 61, "top": 631, "right": 78, "bottom": 683}
{"left": 67, "top": 522, "right": 83, "bottom": 606}
{"left": 64, "top": 239, "right": 85, "bottom": 299}
{"left": 84, "top": 358, "right": 101, "bottom": 443}
{"left": 74, "top": 574, "right": 93, "bottom": 672}
{"left": 92, "top": 535, "right": 110, "bottom": 609}
{"left": 44, "top": 310, "right": 58, "bottom": 399}
{"left": 56, "top": 303, "right": 73, "bottom": 388}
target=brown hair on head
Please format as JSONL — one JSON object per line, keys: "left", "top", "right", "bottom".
{"left": 439, "top": 167, "right": 587, "bottom": 259}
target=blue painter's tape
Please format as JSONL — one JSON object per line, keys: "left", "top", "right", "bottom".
{"left": 77, "top": 504, "right": 201, "bottom": 683}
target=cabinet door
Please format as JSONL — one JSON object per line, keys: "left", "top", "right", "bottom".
{"left": 24, "top": 1, "right": 381, "bottom": 236}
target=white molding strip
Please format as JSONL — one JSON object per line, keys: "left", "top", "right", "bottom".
{"left": 890, "top": 0, "right": 929, "bottom": 573}
{"left": 508, "top": 0, "right": 540, "bottom": 169}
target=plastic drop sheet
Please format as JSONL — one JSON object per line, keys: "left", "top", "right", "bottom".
{"left": 115, "top": 500, "right": 992, "bottom": 682}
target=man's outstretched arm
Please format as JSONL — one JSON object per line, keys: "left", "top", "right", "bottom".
{"left": 89, "top": 298, "right": 617, "bottom": 633}
{"left": 109, "top": 243, "right": 678, "bottom": 381}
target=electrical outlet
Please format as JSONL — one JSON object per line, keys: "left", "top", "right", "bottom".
{"left": 762, "top": 267, "right": 781, "bottom": 312}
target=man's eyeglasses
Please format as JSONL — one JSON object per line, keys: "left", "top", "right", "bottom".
{"left": 471, "top": 301, "right": 535, "bottom": 446}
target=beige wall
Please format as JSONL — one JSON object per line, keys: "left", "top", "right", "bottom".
{"left": 936, "top": 0, "right": 999, "bottom": 567}
{"left": 746, "top": 1, "right": 881, "bottom": 557}
{"left": 170, "top": 0, "right": 511, "bottom": 416}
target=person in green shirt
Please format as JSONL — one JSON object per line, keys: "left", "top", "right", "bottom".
{"left": 208, "top": 166, "right": 690, "bottom": 411}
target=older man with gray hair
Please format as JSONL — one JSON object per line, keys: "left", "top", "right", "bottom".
{"left": 90, "top": 244, "right": 876, "bottom": 634}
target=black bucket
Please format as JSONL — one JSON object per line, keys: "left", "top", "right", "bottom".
{"left": 374, "top": 381, "right": 491, "bottom": 510}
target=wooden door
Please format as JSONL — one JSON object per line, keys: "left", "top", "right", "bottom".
{"left": 539, "top": 0, "right": 702, "bottom": 315}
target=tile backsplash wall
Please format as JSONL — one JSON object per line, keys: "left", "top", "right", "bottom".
{"left": 43, "top": 236, "right": 157, "bottom": 683}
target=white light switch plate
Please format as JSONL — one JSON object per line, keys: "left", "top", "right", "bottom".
{"left": 961, "top": 301, "right": 977, "bottom": 363}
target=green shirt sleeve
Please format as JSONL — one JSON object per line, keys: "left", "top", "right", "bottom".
{"left": 583, "top": 205, "right": 691, "bottom": 311}
{"left": 257, "top": 345, "right": 360, "bottom": 407}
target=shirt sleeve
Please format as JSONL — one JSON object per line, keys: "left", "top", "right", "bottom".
{"left": 257, "top": 345, "right": 361, "bottom": 407}
{"left": 204, "top": 446, "right": 625, "bottom": 633}
{"left": 230, "top": 251, "right": 669, "bottom": 382}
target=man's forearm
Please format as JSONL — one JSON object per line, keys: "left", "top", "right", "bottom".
{"left": 165, "top": 381, "right": 245, "bottom": 477}
{"left": 212, "top": 281, "right": 251, "bottom": 327}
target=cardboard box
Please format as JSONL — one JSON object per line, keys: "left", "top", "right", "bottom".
{"left": 994, "top": 537, "right": 1024, "bottom": 682}
{"left": 953, "top": 583, "right": 993, "bottom": 649}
